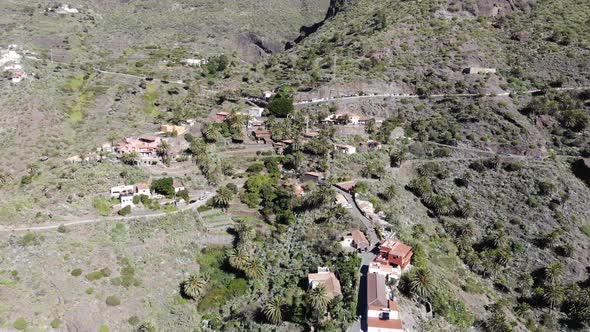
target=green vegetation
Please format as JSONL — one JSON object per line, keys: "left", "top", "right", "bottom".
{"left": 71, "top": 268, "right": 83, "bottom": 277}
{"left": 50, "top": 318, "right": 61, "bottom": 329}
{"left": 151, "top": 177, "right": 174, "bottom": 197}
{"left": 18, "top": 232, "right": 43, "bottom": 246}
{"left": 105, "top": 295, "right": 121, "bottom": 306}
{"left": 118, "top": 206, "right": 132, "bottom": 216}
{"left": 13, "top": 317, "right": 27, "bottom": 330}
{"left": 267, "top": 90, "right": 294, "bottom": 118}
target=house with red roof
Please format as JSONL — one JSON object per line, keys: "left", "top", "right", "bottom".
{"left": 375, "top": 239, "right": 413, "bottom": 270}
{"left": 308, "top": 267, "right": 342, "bottom": 300}
{"left": 366, "top": 272, "right": 403, "bottom": 332}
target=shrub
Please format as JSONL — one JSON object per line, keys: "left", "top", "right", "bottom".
{"left": 177, "top": 189, "right": 190, "bottom": 203}
{"left": 151, "top": 177, "right": 174, "bottom": 196}
{"left": 99, "top": 324, "right": 109, "bottom": 332}
{"left": 13, "top": 317, "right": 27, "bottom": 330}
{"left": 128, "top": 316, "right": 140, "bottom": 325}
{"left": 57, "top": 224, "right": 68, "bottom": 233}
{"left": 133, "top": 195, "right": 141, "bottom": 204}
{"left": 93, "top": 197, "right": 113, "bottom": 216}
{"left": 100, "top": 267, "right": 112, "bottom": 277}
{"left": 19, "top": 232, "right": 43, "bottom": 246}
{"left": 86, "top": 288, "right": 94, "bottom": 294}
{"left": 71, "top": 268, "right": 83, "bottom": 277}
{"left": 118, "top": 206, "right": 132, "bottom": 216}
{"left": 267, "top": 94, "right": 294, "bottom": 118}
{"left": 50, "top": 318, "right": 61, "bottom": 328}
{"left": 106, "top": 295, "right": 121, "bottom": 306}
{"left": 197, "top": 205, "right": 212, "bottom": 212}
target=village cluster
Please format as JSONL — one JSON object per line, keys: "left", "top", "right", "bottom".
{"left": 0, "top": 45, "right": 38, "bottom": 83}
{"left": 312, "top": 232, "right": 414, "bottom": 332}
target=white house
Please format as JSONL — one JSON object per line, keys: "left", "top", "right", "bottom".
{"left": 173, "top": 179, "right": 185, "bottom": 193}
{"left": 135, "top": 183, "right": 151, "bottom": 198}
{"left": 182, "top": 58, "right": 207, "bottom": 66}
{"left": 334, "top": 144, "right": 357, "bottom": 155}
{"left": 110, "top": 185, "right": 135, "bottom": 199}
{"left": 120, "top": 195, "right": 135, "bottom": 208}
{"left": 247, "top": 107, "right": 264, "bottom": 118}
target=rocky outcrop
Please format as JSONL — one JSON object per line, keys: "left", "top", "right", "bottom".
{"left": 325, "top": 0, "right": 355, "bottom": 19}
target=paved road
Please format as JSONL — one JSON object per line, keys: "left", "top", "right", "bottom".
{"left": 333, "top": 186, "right": 379, "bottom": 245}
{"left": 0, "top": 192, "right": 215, "bottom": 234}
{"left": 295, "top": 86, "right": 590, "bottom": 106}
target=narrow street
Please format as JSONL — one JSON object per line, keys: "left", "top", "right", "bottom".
{"left": 333, "top": 186, "right": 379, "bottom": 245}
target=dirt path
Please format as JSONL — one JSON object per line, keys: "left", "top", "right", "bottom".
{"left": 0, "top": 193, "right": 215, "bottom": 234}
{"left": 295, "top": 86, "right": 590, "bottom": 106}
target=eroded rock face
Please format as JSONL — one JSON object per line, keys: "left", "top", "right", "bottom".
{"left": 468, "top": 0, "right": 535, "bottom": 17}
{"left": 325, "top": 0, "right": 356, "bottom": 19}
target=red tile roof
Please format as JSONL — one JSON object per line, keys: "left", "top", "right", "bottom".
{"left": 308, "top": 272, "right": 342, "bottom": 299}
{"left": 367, "top": 317, "right": 403, "bottom": 330}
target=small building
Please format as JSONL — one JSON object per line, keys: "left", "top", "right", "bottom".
{"left": 182, "top": 58, "right": 207, "bottom": 66}
{"left": 247, "top": 107, "right": 264, "bottom": 118}
{"left": 252, "top": 130, "right": 272, "bottom": 144}
{"left": 215, "top": 112, "right": 229, "bottom": 122}
{"left": 463, "top": 67, "right": 497, "bottom": 75}
{"left": 173, "top": 179, "right": 185, "bottom": 193}
{"left": 302, "top": 171, "right": 325, "bottom": 183}
{"left": 308, "top": 267, "right": 342, "bottom": 300}
{"left": 110, "top": 185, "right": 135, "bottom": 198}
{"left": 263, "top": 90, "right": 275, "bottom": 100}
{"left": 65, "top": 155, "right": 83, "bottom": 164}
{"left": 303, "top": 131, "right": 320, "bottom": 139}
{"left": 135, "top": 183, "right": 151, "bottom": 197}
{"left": 322, "top": 113, "right": 361, "bottom": 126}
{"left": 334, "top": 144, "right": 357, "bottom": 155}
{"left": 160, "top": 124, "right": 186, "bottom": 135}
{"left": 375, "top": 239, "right": 413, "bottom": 270}
{"left": 335, "top": 193, "right": 352, "bottom": 209}
{"left": 368, "top": 261, "right": 401, "bottom": 281}
{"left": 335, "top": 180, "right": 357, "bottom": 193}
{"left": 247, "top": 119, "right": 265, "bottom": 129}
{"left": 342, "top": 228, "right": 370, "bottom": 252}
{"left": 120, "top": 195, "right": 135, "bottom": 208}
{"left": 294, "top": 184, "right": 305, "bottom": 197}
{"left": 367, "top": 272, "right": 403, "bottom": 332}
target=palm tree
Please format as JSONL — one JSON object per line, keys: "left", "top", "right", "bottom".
{"left": 308, "top": 284, "right": 330, "bottom": 315}
{"left": 213, "top": 187, "right": 233, "bottom": 210}
{"left": 157, "top": 140, "right": 170, "bottom": 164}
{"left": 182, "top": 273, "right": 207, "bottom": 300}
{"left": 263, "top": 297, "right": 283, "bottom": 325}
{"left": 121, "top": 152, "right": 139, "bottom": 165}
{"left": 545, "top": 262, "right": 564, "bottom": 287}
{"left": 517, "top": 272, "right": 534, "bottom": 297}
{"left": 382, "top": 184, "right": 397, "bottom": 201}
{"left": 136, "top": 321, "right": 157, "bottom": 332}
{"left": 489, "top": 230, "right": 509, "bottom": 249}
{"left": 409, "top": 268, "right": 435, "bottom": 300}
{"left": 107, "top": 132, "right": 118, "bottom": 147}
{"left": 234, "top": 223, "right": 256, "bottom": 244}
{"left": 243, "top": 258, "right": 265, "bottom": 279}
{"left": 544, "top": 284, "right": 565, "bottom": 310}
{"left": 227, "top": 247, "right": 249, "bottom": 271}
{"left": 486, "top": 303, "right": 512, "bottom": 332}
{"left": 308, "top": 185, "right": 336, "bottom": 208}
